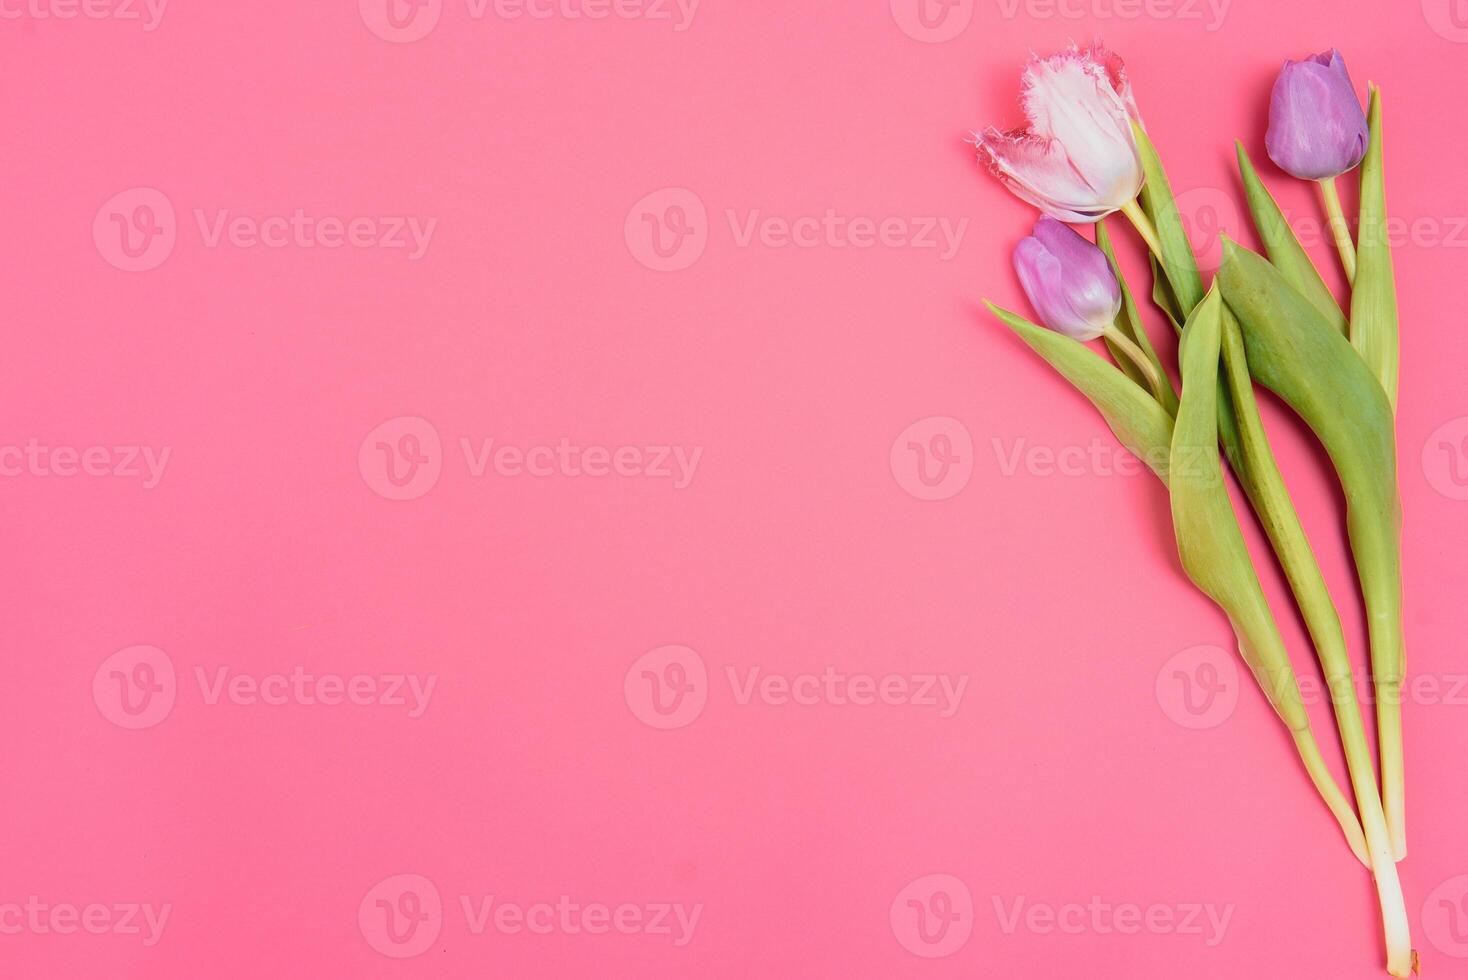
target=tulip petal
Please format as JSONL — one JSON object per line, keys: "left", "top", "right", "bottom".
{"left": 1086, "top": 41, "right": 1142, "bottom": 122}
{"left": 972, "top": 43, "right": 1146, "bottom": 222}
{"left": 1012, "top": 216, "right": 1121, "bottom": 341}
{"left": 1021, "top": 49, "right": 1141, "bottom": 203}
{"left": 976, "top": 128, "right": 1114, "bottom": 222}
{"left": 1034, "top": 216, "right": 1118, "bottom": 301}
{"left": 1014, "top": 236, "right": 1097, "bottom": 339}
{"left": 1235, "top": 140, "right": 1347, "bottom": 333}
{"left": 1265, "top": 49, "right": 1368, "bottom": 180}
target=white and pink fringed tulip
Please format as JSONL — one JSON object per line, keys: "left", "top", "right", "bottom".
{"left": 975, "top": 44, "right": 1144, "bottom": 222}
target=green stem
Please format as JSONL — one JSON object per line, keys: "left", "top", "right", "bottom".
{"left": 1296, "top": 714, "right": 1407, "bottom": 978}
{"left": 1101, "top": 323, "right": 1162, "bottom": 399}
{"left": 1121, "top": 198, "right": 1164, "bottom": 258}
{"left": 1354, "top": 725, "right": 1414, "bottom": 976}
{"left": 1124, "top": 195, "right": 1364, "bottom": 864}
{"left": 1319, "top": 177, "right": 1357, "bottom": 285}
{"left": 1221, "top": 314, "right": 1413, "bottom": 970}
{"left": 1378, "top": 687, "right": 1406, "bottom": 860}
{"left": 1292, "top": 729, "right": 1370, "bottom": 867}
{"left": 1130, "top": 140, "right": 1412, "bottom": 960}
{"left": 1216, "top": 315, "right": 1366, "bottom": 868}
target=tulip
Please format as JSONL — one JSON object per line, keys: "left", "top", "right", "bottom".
{"left": 1013, "top": 216, "right": 1160, "bottom": 394}
{"left": 1265, "top": 49, "right": 1369, "bottom": 282}
{"left": 1013, "top": 216, "right": 1117, "bottom": 339}
{"left": 975, "top": 44, "right": 1144, "bottom": 223}
{"left": 1266, "top": 49, "right": 1368, "bottom": 181}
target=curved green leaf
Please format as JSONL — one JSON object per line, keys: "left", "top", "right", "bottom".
{"left": 1131, "top": 124, "right": 1245, "bottom": 473}
{"left": 1218, "top": 240, "right": 1402, "bottom": 682}
{"left": 1170, "top": 289, "right": 1306, "bottom": 730}
{"left": 1171, "top": 286, "right": 1368, "bottom": 864}
{"left": 1135, "top": 122, "right": 1204, "bottom": 314}
{"left": 987, "top": 302, "right": 1174, "bottom": 481}
{"left": 1235, "top": 141, "right": 1348, "bottom": 334}
{"left": 1218, "top": 238, "right": 1406, "bottom": 854}
{"left": 1351, "top": 86, "right": 1400, "bottom": 411}
{"left": 1148, "top": 253, "right": 1184, "bottom": 331}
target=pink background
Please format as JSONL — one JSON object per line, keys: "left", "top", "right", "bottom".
{"left": 3, "top": 1, "right": 1468, "bottom": 976}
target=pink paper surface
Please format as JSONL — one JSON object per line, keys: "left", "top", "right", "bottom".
{"left": 4, "top": 2, "right": 1467, "bottom": 976}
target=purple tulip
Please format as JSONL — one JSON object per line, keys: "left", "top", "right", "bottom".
{"left": 1265, "top": 49, "right": 1369, "bottom": 180}
{"left": 1013, "top": 216, "right": 1121, "bottom": 341}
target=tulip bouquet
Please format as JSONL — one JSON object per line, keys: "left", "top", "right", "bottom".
{"left": 974, "top": 45, "right": 1414, "bottom": 975}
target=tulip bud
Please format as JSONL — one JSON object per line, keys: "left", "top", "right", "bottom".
{"left": 975, "top": 43, "right": 1144, "bottom": 222}
{"left": 1013, "top": 216, "right": 1121, "bottom": 341}
{"left": 1265, "top": 49, "right": 1369, "bottom": 181}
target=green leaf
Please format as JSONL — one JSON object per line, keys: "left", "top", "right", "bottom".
{"left": 1218, "top": 238, "right": 1405, "bottom": 852}
{"left": 1235, "top": 141, "right": 1348, "bottom": 334}
{"left": 1148, "top": 253, "right": 1184, "bottom": 331}
{"left": 1134, "top": 122, "right": 1204, "bottom": 314}
{"left": 1096, "top": 219, "right": 1179, "bottom": 416}
{"left": 1136, "top": 121, "right": 1248, "bottom": 469}
{"left": 1351, "top": 85, "right": 1400, "bottom": 411}
{"left": 1132, "top": 127, "right": 1303, "bottom": 537}
{"left": 1219, "top": 285, "right": 1412, "bottom": 943}
{"left": 1218, "top": 305, "right": 1354, "bottom": 696}
{"left": 1133, "top": 133, "right": 1246, "bottom": 469}
{"left": 1218, "top": 239, "right": 1401, "bottom": 684}
{"left": 987, "top": 302, "right": 1174, "bottom": 481}
{"left": 1170, "top": 286, "right": 1369, "bottom": 864}
{"left": 1170, "top": 288, "right": 1305, "bottom": 729}
{"left": 991, "top": 285, "right": 1372, "bottom": 863}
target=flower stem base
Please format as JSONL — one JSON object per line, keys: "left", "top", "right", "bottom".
{"left": 1120, "top": 198, "right": 1164, "bottom": 257}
